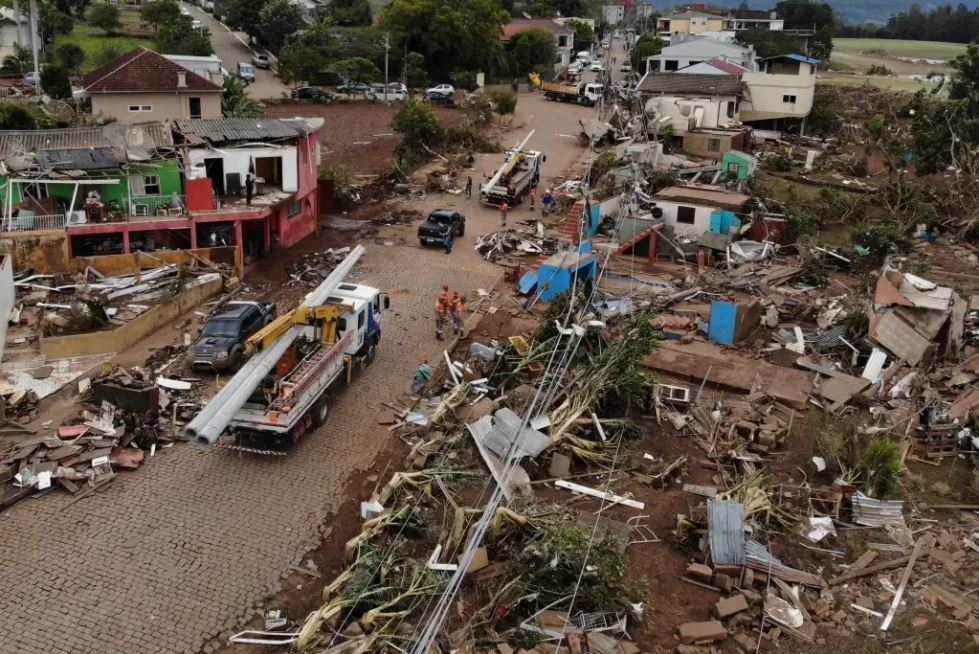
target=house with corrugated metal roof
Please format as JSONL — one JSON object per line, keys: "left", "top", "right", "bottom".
{"left": 0, "top": 118, "right": 323, "bottom": 272}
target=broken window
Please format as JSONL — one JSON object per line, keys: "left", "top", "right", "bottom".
{"left": 708, "top": 138, "right": 721, "bottom": 153}
{"left": 676, "top": 206, "right": 696, "bottom": 224}
{"left": 288, "top": 201, "right": 301, "bottom": 217}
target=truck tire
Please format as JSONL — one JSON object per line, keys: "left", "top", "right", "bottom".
{"left": 419, "top": 238, "right": 427, "bottom": 247}
{"left": 365, "top": 342, "right": 377, "bottom": 366}
{"left": 311, "top": 392, "right": 330, "bottom": 427}
{"left": 457, "top": 223, "right": 465, "bottom": 237}
{"left": 228, "top": 346, "right": 243, "bottom": 371}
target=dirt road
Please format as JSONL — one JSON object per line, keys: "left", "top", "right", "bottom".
{"left": 0, "top": 93, "right": 591, "bottom": 654}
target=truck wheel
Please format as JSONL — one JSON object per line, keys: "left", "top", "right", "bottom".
{"left": 228, "top": 347, "right": 243, "bottom": 371}
{"left": 457, "top": 223, "right": 465, "bottom": 237}
{"left": 311, "top": 393, "right": 330, "bottom": 427}
{"left": 365, "top": 342, "right": 377, "bottom": 365}
{"left": 419, "top": 238, "right": 427, "bottom": 247}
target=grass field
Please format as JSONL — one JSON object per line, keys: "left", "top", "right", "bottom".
{"left": 822, "top": 38, "right": 968, "bottom": 92}
{"left": 53, "top": 11, "right": 156, "bottom": 73}
{"left": 816, "top": 74, "right": 936, "bottom": 92}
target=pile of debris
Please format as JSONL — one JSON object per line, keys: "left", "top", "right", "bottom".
{"left": 0, "top": 364, "right": 203, "bottom": 510}
{"left": 475, "top": 226, "right": 560, "bottom": 262}
{"left": 286, "top": 247, "right": 351, "bottom": 288}
{"left": 370, "top": 209, "right": 420, "bottom": 225}
{"left": 13, "top": 263, "right": 225, "bottom": 337}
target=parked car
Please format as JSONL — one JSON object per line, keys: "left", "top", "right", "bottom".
{"left": 418, "top": 209, "right": 465, "bottom": 247}
{"left": 187, "top": 301, "right": 276, "bottom": 371}
{"left": 619, "top": 62, "right": 632, "bottom": 73}
{"left": 590, "top": 62, "right": 603, "bottom": 72}
{"left": 252, "top": 54, "right": 271, "bottom": 69}
{"left": 568, "top": 63, "right": 582, "bottom": 75}
{"left": 237, "top": 61, "right": 255, "bottom": 80}
{"left": 370, "top": 82, "right": 407, "bottom": 101}
{"left": 180, "top": 4, "right": 190, "bottom": 15}
{"left": 336, "top": 81, "right": 374, "bottom": 97}
{"left": 23, "top": 71, "right": 40, "bottom": 85}
{"left": 425, "top": 83, "right": 454, "bottom": 96}
{"left": 291, "top": 86, "right": 330, "bottom": 100}
{"left": 191, "top": 18, "right": 202, "bottom": 29}
{"left": 425, "top": 90, "right": 454, "bottom": 106}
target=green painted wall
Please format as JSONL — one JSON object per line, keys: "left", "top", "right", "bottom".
{"left": 0, "top": 158, "right": 184, "bottom": 214}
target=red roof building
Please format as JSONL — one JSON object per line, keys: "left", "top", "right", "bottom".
{"left": 83, "top": 48, "right": 222, "bottom": 125}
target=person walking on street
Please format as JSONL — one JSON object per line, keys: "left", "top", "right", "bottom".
{"left": 529, "top": 187, "right": 536, "bottom": 211}
{"left": 500, "top": 201, "right": 509, "bottom": 226}
{"left": 464, "top": 176, "right": 473, "bottom": 198}
{"left": 451, "top": 292, "right": 465, "bottom": 335}
{"left": 440, "top": 223, "right": 454, "bottom": 254}
{"left": 412, "top": 360, "right": 432, "bottom": 394}
{"left": 542, "top": 189, "right": 554, "bottom": 216}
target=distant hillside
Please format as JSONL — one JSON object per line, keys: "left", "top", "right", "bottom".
{"left": 702, "top": 1, "right": 979, "bottom": 24}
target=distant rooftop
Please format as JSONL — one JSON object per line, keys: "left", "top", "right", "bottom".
{"left": 637, "top": 73, "right": 743, "bottom": 96}
{"left": 172, "top": 118, "right": 323, "bottom": 145}
{"left": 654, "top": 186, "right": 752, "bottom": 211}
{"left": 83, "top": 47, "right": 221, "bottom": 94}
{"left": 501, "top": 19, "right": 573, "bottom": 40}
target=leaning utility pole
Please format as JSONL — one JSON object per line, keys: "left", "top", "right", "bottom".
{"left": 382, "top": 32, "right": 390, "bottom": 103}
{"left": 27, "top": 0, "right": 40, "bottom": 94}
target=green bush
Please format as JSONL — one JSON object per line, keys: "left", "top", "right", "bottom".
{"left": 854, "top": 438, "right": 902, "bottom": 497}
{"left": 449, "top": 70, "right": 477, "bottom": 91}
{"left": 488, "top": 90, "right": 517, "bottom": 116}
{"left": 851, "top": 222, "right": 912, "bottom": 268}
{"left": 766, "top": 153, "right": 794, "bottom": 172}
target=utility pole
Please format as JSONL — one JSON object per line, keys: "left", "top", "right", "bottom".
{"left": 382, "top": 32, "right": 390, "bottom": 103}
{"left": 27, "top": 0, "right": 40, "bottom": 94}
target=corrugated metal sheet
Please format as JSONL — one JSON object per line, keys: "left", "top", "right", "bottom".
{"left": 172, "top": 118, "right": 316, "bottom": 144}
{"left": 36, "top": 147, "right": 119, "bottom": 171}
{"left": 466, "top": 420, "right": 532, "bottom": 499}
{"left": 851, "top": 492, "right": 904, "bottom": 527}
{"left": 745, "top": 538, "right": 783, "bottom": 566}
{"left": 0, "top": 123, "right": 172, "bottom": 157}
{"left": 861, "top": 348, "right": 887, "bottom": 382}
{"left": 468, "top": 409, "right": 550, "bottom": 460}
{"left": 809, "top": 325, "right": 848, "bottom": 352}
{"left": 708, "top": 499, "right": 746, "bottom": 565}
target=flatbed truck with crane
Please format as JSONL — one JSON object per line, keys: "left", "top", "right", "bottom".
{"left": 479, "top": 130, "right": 543, "bottom": 207}
{"left": 185, "top": 246, "right": 390, "bottom": 453}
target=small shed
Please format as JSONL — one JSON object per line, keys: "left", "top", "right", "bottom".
{"left": 722, "top": 150, "right": 756, "bottom": 180}
{"left": 519, "top": 249, "right": 597, "bottom": 302}
{"left": 708, "top": 300, "right": 763, "bottom": 344}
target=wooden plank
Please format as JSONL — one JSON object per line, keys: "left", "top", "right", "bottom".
{"left": 554, "top": 479, "right": 645, "bottom": 510}
{"left": 831, "top": 555, "right": 911, "bottom": 585}
{"left": 880, "top": 536, "right": 931, "bottom": 630}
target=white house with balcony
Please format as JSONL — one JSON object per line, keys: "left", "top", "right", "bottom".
{"left": 636, "top": 73, "right": 744, "bottom": 135}
{"left": 741, "top": 54, "right": 820, "bottom": 130}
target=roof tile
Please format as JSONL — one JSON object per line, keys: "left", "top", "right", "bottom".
{"left": 83, "top": 48, "right": 221, "bottom": 93}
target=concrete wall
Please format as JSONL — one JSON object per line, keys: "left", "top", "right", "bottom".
{"left": 683, "top": 130, "right": 747, "bottom": 160}
{"left": 653, "top": 199, "right": 715, "bottom": 238}
{"left": 40, "top": 273, "right": 222, "bottom": 359}
{"left": 742, "top": 63, "right": 816, "bottom": 120}
{"left": 91, "top": 92, "right": 220, "bottom": 125}
{"left": 188, "top": 144, "right": 299, "bottom": 193}
{"left": 645, "top": 95, "right": 739, "bottom": 134}
{"left": 0, "top": 254, "right": 12, "bottom": 361}
{"left": 0, "top": 230, "right": 68, "bottom": 273}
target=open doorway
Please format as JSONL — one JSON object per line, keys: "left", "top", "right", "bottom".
{"left": 255, "top": 157, "right": 283, "bottom": 186}
{"left": 204, "top": 158, "right": 225, "bottom": 196}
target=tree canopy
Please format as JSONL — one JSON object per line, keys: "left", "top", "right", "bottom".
{"left": 565, "top": 19, "right": 593, "bottom": 52}
{"left": 88, "top": 3, "right": 121, "bottom": 36}
{"left": 630, "top": 33, "right": 665, "bottom": 69}
{"left": 140, "top": 0, "right": 181, "bottom": 27}
{"left": 383, "top": 0, "right": 510, "bottom": 77}
{"left": 329, "top": 0, "right": 373, "bottom": 26}
{"left": 222, "top": 74, "right": 264, "bottom": 117}
{"left": 333, "top": 56, "right": 381, "bottom": 83}
{"left": 40, "top": 63, "right": 72, "bottom": 99}
{"left": 158, "top": 16, "right": 214, "bottom": 56}
{"left": 55, "top": 43, "right": 86, "bottom": 74}
{"left": 508, "top": 27, "right": 557, "bottom": 75}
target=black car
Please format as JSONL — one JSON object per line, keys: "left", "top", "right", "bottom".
{"left": 418, "top": 209, "right": 465, "bottom": 247}
{"left": 425, "top": 90, "right": 455, "bottom": 106}
{"left": 292, "top": 86, "right": 330, "bottom": 101}
{"left": 187, "top": 301, "right": 276, "bottom": 371}
{"left": 336, "top": 82, "right": 374, "bottom": 96}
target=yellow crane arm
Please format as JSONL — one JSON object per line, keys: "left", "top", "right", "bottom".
{"left": 244, "top": 303, "right": 356, "bottom": 355}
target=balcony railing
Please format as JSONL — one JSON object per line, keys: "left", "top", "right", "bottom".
{"left": 2, "top": 213, "right": 67, "bottom": 232}
{"left": 127, "top": 194, "right": 187, "bottom": 217}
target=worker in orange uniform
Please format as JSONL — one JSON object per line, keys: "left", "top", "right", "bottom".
{"left": 435, "top": 285, "right": 450, "bottom": 340}
{"left": 529, "top": 187, "right": 536, "bottom": 211}
{"left": 451, "top": 292, "right": 465, "bottom": 336}
{"left": 500, "top": 202, "right": 509, "bottom": 226}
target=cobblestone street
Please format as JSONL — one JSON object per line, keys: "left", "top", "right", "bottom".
{"left": 0, "top": 94, "right": 590, "bottom": 654}
{"left": 0, "top": 244, "right": 500, "bottom": 654}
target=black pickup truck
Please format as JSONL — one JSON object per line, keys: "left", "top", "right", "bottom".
{"left": 418, "top": 209, "right": 466, "bottom": 247}
{"left": 187, "top": 301, "right": 276, "bottom": 371}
